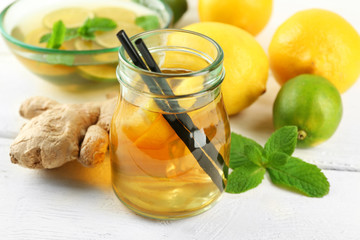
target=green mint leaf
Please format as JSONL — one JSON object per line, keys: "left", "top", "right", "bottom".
{"left": 226, "top": 161, "right": 265, "bottom": 194}
{"left": 47, "top": 20, "right": 66, "bottom": 49}
{"left": 39, "top": 33, "right": 51, "bottom": 43}
{"left": 244, "top": 145, "right": 263, "bottom": 166}
{"left": 40, "top": 28, "right": 78, "bottom": 44}
{"left": 78, "top": 26, "right": 92, "bottom": 40}
{"left": 78, "top": 17, "right": 116, "bottom": 40}
{"left": 83, "top": 17, "right": 117, "bottom": 32}
{"left": 267, "top": 157, "right": 330, "bottom": 197}
{"left": 264, "top": 126, "right": 298, "bottom": 156}
{"left": 267, "top": 152, "right": 289, "bottom": 167}
{"left": 64, "top": 28, "right": 79, "bottom": 41}
{"left": 41, "top": 17, "right": 116, "bottom": 45}
{"left": 229, "top": 132, "right": 264, "bottom": 169}
{"left": 79, "top": 29, "right": 96, "bottom": 40}
{"left": 135, "top": 15, "right": 160, "bottom": 31}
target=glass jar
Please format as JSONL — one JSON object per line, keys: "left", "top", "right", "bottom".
{"left": 110, "top": 29, "right": 230, "bottom": 220}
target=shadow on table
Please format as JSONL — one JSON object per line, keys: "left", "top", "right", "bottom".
{"left": 39, "top": 155, "right": 112, "bottom": 191}
{"left": 229, "top": 91, "right": 276, "bottom": 142}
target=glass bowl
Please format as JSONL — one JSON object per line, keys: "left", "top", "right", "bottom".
{"left": 0, "top": 0, "right": 172, "bottom": 88}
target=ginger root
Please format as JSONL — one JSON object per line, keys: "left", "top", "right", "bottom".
{"left": 9, "top": 96, "right": 117, "bottom": 169}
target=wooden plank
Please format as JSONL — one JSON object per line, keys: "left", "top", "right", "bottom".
{"left": 0, "top": 138, "right": 359, "bottom": 240}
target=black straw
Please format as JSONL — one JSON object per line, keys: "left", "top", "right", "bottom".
{"left": 135, "top": 38, "right": 162, "bottom": 73}
{"left": 117, "top": 30, "right": 224, "bottom": 191}
{"left": 117, "top": 31, "right": 148, "bottom": 70}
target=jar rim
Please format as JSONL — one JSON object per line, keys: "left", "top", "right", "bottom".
{"left": 118, "top": 29, "right": 224, "bottom": 78}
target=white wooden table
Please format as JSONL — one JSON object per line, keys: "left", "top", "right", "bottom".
{"left": 1, "top": 0, "right": 360, "bottom": 239}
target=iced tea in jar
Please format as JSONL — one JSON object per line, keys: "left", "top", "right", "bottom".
{"left": 110, "top": 29, "right": 230, "bottom": 219}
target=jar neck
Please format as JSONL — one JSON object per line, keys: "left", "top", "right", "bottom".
{"left": 119, "top": 75, "right": 223, "bottom": 113}
{"left": 117, "top": 29, "right": 225, "bottom": 113}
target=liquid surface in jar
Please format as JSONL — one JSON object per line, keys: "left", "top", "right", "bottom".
{"left": 161, "top": 68, "right": 193, "bottom": 74}
{"left": 110, "top": 68, "right": 230, "bottom": 219}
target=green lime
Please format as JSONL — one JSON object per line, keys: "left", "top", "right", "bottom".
{"left": 161, "top": 0, "right": 188, "bottom": 24}
{"left": 273, "top": 74, "right": 342, "bottom": 148}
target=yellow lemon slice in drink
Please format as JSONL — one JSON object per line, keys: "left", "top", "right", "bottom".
{"left": 134, "top": 114, "right": 175, "bottom": 150}
{"left": 120, "top": 108, "right": 158, "bottom": 142}
{"left": 74, "top": 39, "right": 118, "bottom": 62}
{"left": 93, "top": 7, "right": 136, "bottom": 23}
{"left": 24, "top": 27, "right": 51, "bottom": 48}
{"left": 74, "top": 39, "right": 103, "bottom": 50}
{"left": 24, "top": 27, "right": 77, "bottom": 50}
{"left": 77, "top": 64, "right": 117, "bottom": 82}
{"left": 120, "top": 101, "right": 174, "bottom": 149}
{"left": 43, "top": 8, "right": 94, "bottom": 29}
{"left": 95, "top": 21, "right": 143, "bottom": 48}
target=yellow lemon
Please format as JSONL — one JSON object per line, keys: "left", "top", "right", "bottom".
{"left": 269, "top": 9, "right": 360, "bottom": 93}
{"left": 183, "top": 22, "right": 269, "bottom": 116}
{"left": 43, "top": 8, "right": 94, "bottom": 29}
{"left": 198, "top": 0, "right": 273, "bottom": 36}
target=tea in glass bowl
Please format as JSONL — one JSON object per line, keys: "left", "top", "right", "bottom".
{"left": 0, "top": 0, "right": 172, "bottom": 88}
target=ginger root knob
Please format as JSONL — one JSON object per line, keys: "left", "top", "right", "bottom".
{"left": 10, "top": 96, "right": 117, "bottom": 169}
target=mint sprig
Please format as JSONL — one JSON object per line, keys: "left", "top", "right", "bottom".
{"left": 267, "top": 157, "right": 330, "bottom": 197}
{"left": 45, "top": 20, "right": 66, "bottom": 49}
{"left": 226, "top": 161, "right": 266, "bottom": 194}
{"left": 226, "top": 126, "right": 330, "bottom": 197}
{"left": 40, "top": 28, "right": 79, "bottom": 45}
{"left": 40, "top": 17, "right": 117, "bottom": 49}
{"left": 229, "top": 133, "right": 264, "bottom": 169}
{"left": 264, "top": 126, "right": 298, "bottom": 156}
{"left": 78, "top": 17, "right": 117, "bottom": 40}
